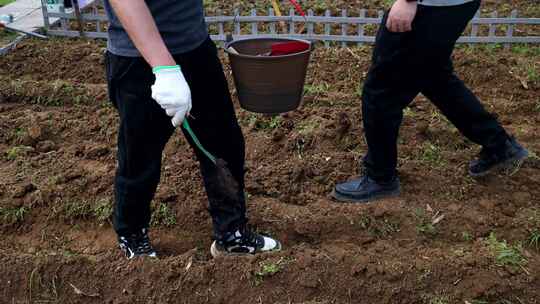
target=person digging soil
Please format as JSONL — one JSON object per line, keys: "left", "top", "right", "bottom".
{"left": 104, "top": 0, "right": 281, "bottom": 259}
{"left": 332, "top": 0, "right": 529, "bottom": 203}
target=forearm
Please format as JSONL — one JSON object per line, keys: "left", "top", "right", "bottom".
{"left": 109, "top": 0, "right": 175, "bottom": 67}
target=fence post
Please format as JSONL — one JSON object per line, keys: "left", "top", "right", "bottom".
{"left": 488, "top": 11, "right": 498, "bottom": 41}
{"left": 234, "top": 8, "right": 240, "bottom": 36}
{"left": 59, "top": 4, "right": 68, "bottom": 33}
{"left": 307, "top": 9, "right": 314, "bottom": 40}
{"left": 217, "top": 9, "right": 224, "bottom": 41}
{"left": 40, "top": 0, "right": 50, "bottom": 31}
{"left": 324, "top": 10, "right": 331, "bottom": 48}
{"left": 289, "top": 8, "right": 295, "bottom": 35}
{"left": 251, "top": 9, "right": 258, "bottom": 36}
{"left": 470, "top": 9, "right": 480, "bottom": 43}
{"left": 95, "top": 1, "right": 101, "bottom": 33}
{"left": 269, "top": 8, "right": 276, "bottom": 35}
{"left": 505, "top": 10, "right": 518, "bottom": 49}
{"left": 341, "top": 9, "right": 348, "bottom": 48}
{"left": 358, "top": 9, "right": 366, "bottom": 47}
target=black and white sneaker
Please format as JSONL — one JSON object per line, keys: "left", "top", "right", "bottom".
{"left": 210, "top": 227, "right": 281, "bottom": 258}
{"left": 118, "top": 228, "right": 157, "bottom": 259}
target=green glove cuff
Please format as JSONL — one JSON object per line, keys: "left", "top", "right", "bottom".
{"left": 152, "top": 65, "right": 181, "bottom": 73}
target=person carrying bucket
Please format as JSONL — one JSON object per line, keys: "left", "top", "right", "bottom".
{"left": 103, "top": 0, "right": 281, "bottom": 259}
{"left": 332, "top": 0, "right": 529, "bottom": 203}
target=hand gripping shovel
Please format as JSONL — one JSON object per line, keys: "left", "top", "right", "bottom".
{"left": 182, "top": 119, "right": 240, "bottom": 201}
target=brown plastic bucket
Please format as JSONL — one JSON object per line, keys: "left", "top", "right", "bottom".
{"left": 225, "top": 38, "right": 312, "bottom": 114}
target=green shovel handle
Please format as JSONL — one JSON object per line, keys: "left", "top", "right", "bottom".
{"left": 182, "top": 119, "right": 217, "bottom": 164}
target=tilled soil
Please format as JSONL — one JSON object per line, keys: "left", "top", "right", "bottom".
{"left": 1, "top": 33, "right": 539, "bottom": 304}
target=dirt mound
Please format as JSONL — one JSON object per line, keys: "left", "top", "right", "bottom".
{"left": 1, "top": 35, "right": 540, "bottom": 303}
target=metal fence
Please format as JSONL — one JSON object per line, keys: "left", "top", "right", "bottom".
{"left": 40, "top": 0, "right": 540, "bottom": 45}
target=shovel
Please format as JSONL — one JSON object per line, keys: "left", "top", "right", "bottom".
{"left": 182, "top": 119, "right": 240, "bottom": 201}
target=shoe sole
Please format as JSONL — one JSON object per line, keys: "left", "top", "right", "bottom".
{"left": 330, "top": 188, "right": 401, "bottom": 204}
{"left": 210, "top": 241, "right": 282, "bottom": 258}
{"left": 469, "top": 149, "right": 529, "bottom": 178}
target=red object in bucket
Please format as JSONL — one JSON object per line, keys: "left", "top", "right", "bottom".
{"left": 270, "top": 41, "right": 310, "bottom": 56}
{"left": 288, "top": 0, "right": 306, "bottom": 17}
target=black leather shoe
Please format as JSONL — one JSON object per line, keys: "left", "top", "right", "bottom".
{"left": 331, "top": 175, "right": 400, "bottom": 203}
{"left": 469, "top": 137, "right": 528, "bottom": 177}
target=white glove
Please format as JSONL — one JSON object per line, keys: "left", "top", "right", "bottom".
{"left": 151, "top": 65, "right": 192, "bottom": 127}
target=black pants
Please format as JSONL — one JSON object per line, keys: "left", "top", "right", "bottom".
{"left": 362, "top": 0, "right": 509, "bottom": 182}
{"left": 105, "top": 37, "right": 247, "bottom": 239}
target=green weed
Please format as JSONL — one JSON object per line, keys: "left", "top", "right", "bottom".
{"left": 151, "top": 202, "right": 176, "bottom": 227}
{"left": 5, "top": 146, "right": 31, "bottom": 161}
{"left": 414, "top": 208, "right": 437, "bottom": 237}
{"left": 93, "top": 199, "right": 113, "bottom": 224}
{"left": 303, "top": 82, "right": 329, "bottom": 96}
{"left": 358, "top": 215, "right": 400, "bottom": 238}
{"left": 420, "top": 142, "right": 445, "bottom": 168}
{"left": 486, "top": 233, "right": 526, "bottom": 267}
{"left": 462, "top": 231, "right": 473, "bottom": 242}
{"left": 421, "top": 294, "right": 449, "bottom": 304}
{"left": 0, "top": 206, "right": 29, "bottom": 225}
{"left": 527, "top": 229, "right": 540, "bottom": 250}
{"left": 254, "top": 257, "right": 290, "bottom": 285}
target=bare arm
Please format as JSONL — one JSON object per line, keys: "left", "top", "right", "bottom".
{"left": 109, "top": 0, "right": 175, "bottom": 67}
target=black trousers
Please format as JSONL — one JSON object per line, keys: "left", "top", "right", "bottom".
{"left": 105, "top": 37, "right": 247, "bottom": 239}
{"left": 362, "top": 0, "right": 509, "bottom": 182}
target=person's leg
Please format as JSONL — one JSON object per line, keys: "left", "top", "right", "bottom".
{"left": 174, "top": 38, "right": 280, "bottom": 256}
{"left": 415, "top": 1, "right": 528, "bottom": 176}
{"left": 172, "top": 38, "right": 246, "bottom": 239}
{"left": 333, "top": 13, "right": 420, "bottom": 203}
{"left": 105, "top": 52, "right": 175, "bottom": 240}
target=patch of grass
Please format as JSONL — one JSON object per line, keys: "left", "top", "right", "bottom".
{"left": 358, "top": 215, "right": 400, "bottom": 238}
{"left": 0, "top": 0, "right": 15, "bottom": 6}
{"left": 511, "top": 44, "right": 540, "bottom": 57}
{"left": 297, "top": 119, "right": 320, "bottom": 136}
{"left": 527, "top": 229, "right": 540, "bottom": 250}
{"left": 486, "top": 233, "right": 526, "bottom": 267}
{"left": 5, "top": 146, "right": 31, "bottom": 161}
{"left": 0, "top": 206, "right": 29, "bottom": 225}
{"left": 243, "top": 113, "right": 283, "bottom": 131}
{"left": 254, "top": 257, "right": 290, "bottom": 285}
{"left": 420, "top": 142, "right": 445, "bottom": 168}
{"left": 526, "top": 65, "right": 539, "bottom": 83}
{"left": 414, "top": 208, "right": 437, "bottom": 237}
{"left": 469, "top": 300, "right": 489, "bottom": 304}
{"left": 93, "top": 199, "right": 113, "bottom": 224}
{"left": 61, "top": 200, "right": 93, "bottom": 220}
{"left": 303, "top": 82, "right": 329, "bottom": 96}
{"left": 151, "top": 202, "right": 176, "bottom": 227}
{"left": 421, "top": 294, "right": 449, "bottom": 304}
{"left": 56, "top": 199, "right": 113, "bottom": 224}
{"left": 462, "top": 231, "right": 473, "bottom": 242}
